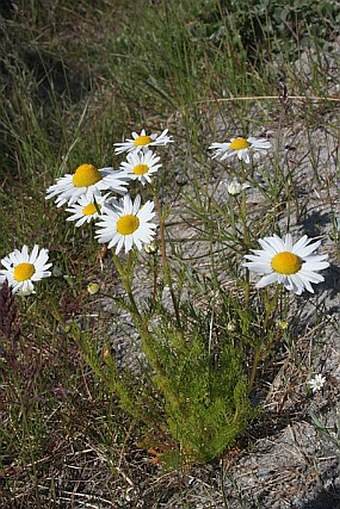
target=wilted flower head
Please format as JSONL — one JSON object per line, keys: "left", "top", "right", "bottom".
{"left": 278, "top": 320, "right": 289, "bottom": 330}
{"left": 87, "top": 283, "right": 100, "bottom": 295}
{"left": 224, "top": 178, "right": 250, "bottom": 196}
{"left": 144, "top": 241, "right": 158, "bottom": 254}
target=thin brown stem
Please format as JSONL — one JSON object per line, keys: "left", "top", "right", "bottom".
{"left": 248, "top": 348, "right": 260, "bottom": 392}
{"left": 194, "top": 94, "right": 340, "bottom": 105}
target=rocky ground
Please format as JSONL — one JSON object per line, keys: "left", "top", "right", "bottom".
{"left": 95, "top": 120, "right": 339, "bottom": 508}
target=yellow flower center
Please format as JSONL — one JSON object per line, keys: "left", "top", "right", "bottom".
{"left": 230, "top": 137, "right": 251, "bottom": 150}
{"left": 271, "top": 251, "right": 302, "bottom": 275}
{"left": 116, "top": 214, "right": 140, "bottom": 235}
{"left": 133, "top": 164, "right": 149, "bottom": 175}
{"left": 72, "top": 164, "right": 102, "bottom": 188}
{"left": 13, "top": 262, "right": 35, "bottom": 282}
{"left": 133, "top": 135, "right": 152, "bottom": 146}
{"left": 82, "top": 203, "right": 101, "bottom": 216}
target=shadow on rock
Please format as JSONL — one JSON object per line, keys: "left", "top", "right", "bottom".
{"left": 301, "top": 485, "right": 340, "bottom": 509}
{"left": 299, "top": 210, "right": 332, "bottom": 237}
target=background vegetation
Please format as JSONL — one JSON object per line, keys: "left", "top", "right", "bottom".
{"left": 0, "top": 0, "right": 339, "bottom": 507}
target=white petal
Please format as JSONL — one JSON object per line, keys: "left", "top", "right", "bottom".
{"left": 243, "top": 261, "right": 272, "bottom": 274}
{"left": 283, "top": 234, "right": 293, "bottom": 251}
{"left": 294, "top": 240, "right": 322, "bottom": 258}
{"left": 256, "top": 272, "right": 278, "bottom": 288}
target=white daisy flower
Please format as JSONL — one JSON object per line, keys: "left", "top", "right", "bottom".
{"left": 95, "top": 194, "right": 156, "bottom": 254}
{"left": 224, "top": 178, "right": 250, "bottom": 196}
{"left": 66, "top": 192, "right": 111, "bottom": 227}
{"left": 119, "top": 150, "right": 162, "bottom": 185}
{"left": 114, "top": 129, "right": 173, "bottom": 155}
{"left": 243, "top": 233, "right": 329, "bottom": 295}
{"left": 209, "top": 136, "right": 271, "bottom": 164}
{"left": 308, "top": 374, "right": 326, "bottom": 393}
{"left": 46, "top": 163, "right": 129, "bottom": 208}
{"left": 0, "top": 245, "right": 52, "bottom": 295}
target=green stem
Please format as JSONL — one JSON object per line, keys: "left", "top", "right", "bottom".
{"left": 112, "top": 252, "right": 167, "bottom": 375}
{"left": 244, "top": 268, "right": 250, "bottom": 310}
{"left": 154, "top": 191, "right": 182, "bottom": 331}
{"left": 263, "top": 285, "right": 280, "bottom": 331}
{"left": 113, "top": 253, "right": 141, "bottom": 321}
{"left": 248, "top": 348, "right": 260, "bottom": 392}
{"left": 248, "top": 286, "right": 280, "bottom": 391}
{"left": 237, "top": 190, "right": 250, "bottom": 248}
